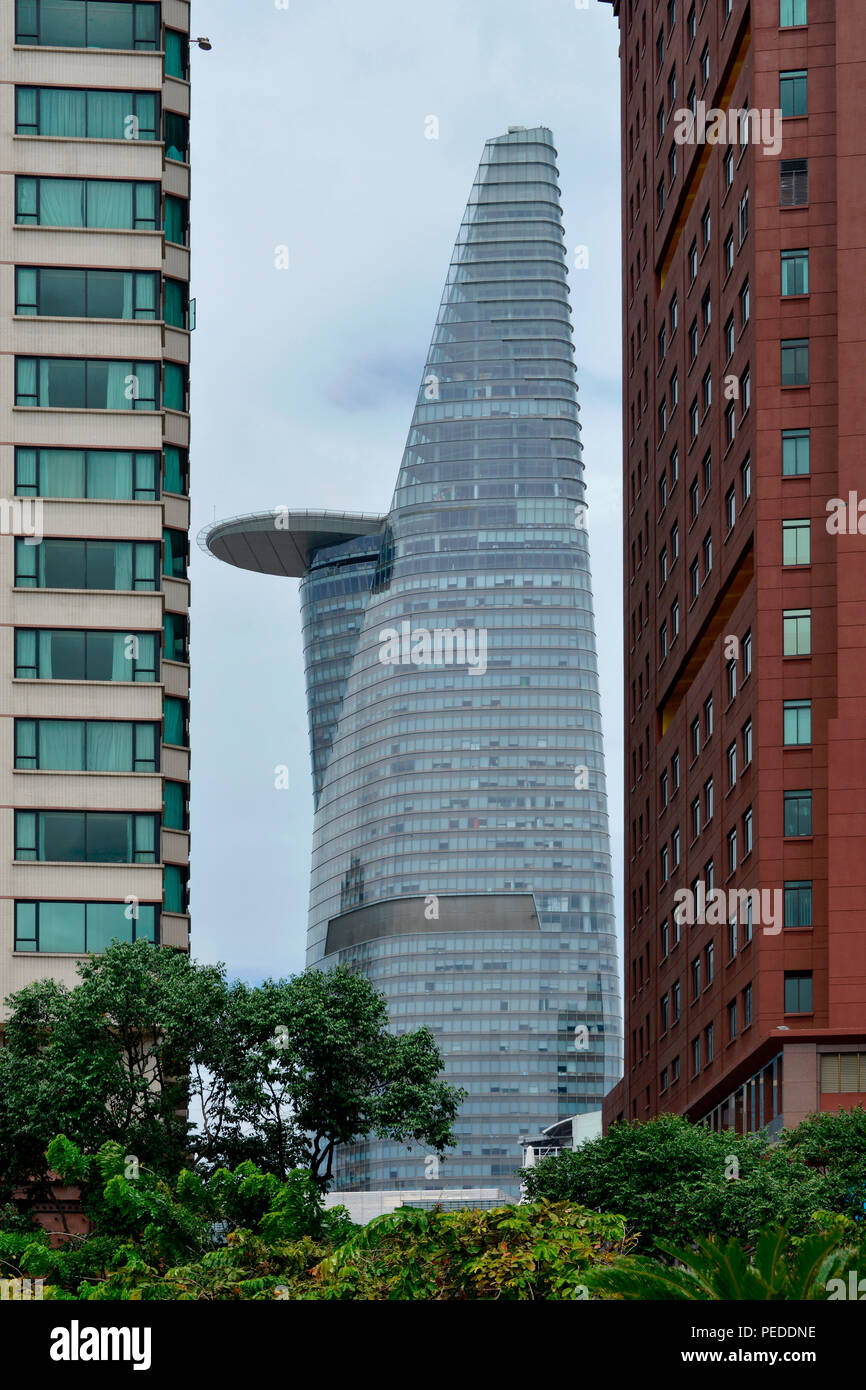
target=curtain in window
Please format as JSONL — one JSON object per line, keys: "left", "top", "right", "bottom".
{"left": 16, "top": 267, "right": 38, "bottom": 313}
{"left": 164, "top": 196, "right": 186, "bottom": 244}
{"left": 134, "top": 543, "right": 157, "bottom": 589}
{"left": 163, "top": 447, "right": 184, "bottom": 494}
{"left": 164, "top": 698, "right": 185, "bottom": 746}
{"left": 16, "top": 358, "right": 37, "bottom": 404}
{"left": 111, "top": 632, "right": 132, "bottom": 681}
{"left": 88, "top": 180, "right": 132, "bottom": 229}
{"left": 16, "top": 720, "right": 37, "bottom": 766}
{"left": 106, "top": 361, "right": 130, "bottom": 409}
{"left": 134, "top": 182, "right": 157, "bottom": 229}
{"left": 88, "top": 449, "right": 130, "bottom": 497}
{"left": 113, "top": 541, "right": 133, "bottom": 590}
{"left": 40, "top": 88, "right": 87, "bottom": 136}
{"left": 16, "top": 177, "right": 38, "bottom": 222}
{"left": 164, "top": 781, "right": 185, "bottom": 829}
{"left": 135, "top": 362, "right": 157, "bottom": 409}
{"left": 40, "top": 2, "right": 87, "bottom": 48}
{"left": 165, "top": 31, "right": 186, "bottom": 78}
{"left": 134, "top": 817, "right": 157, "bottom": 862}
{"left": 88, "top": 721, "right": 132, "bottom": 770}
{"left": 164, "top": 865, "right": 184, "bottom": 914}
{"left": 43, "top": 449, "right": 85, "bottom": 496}
{"left": 15, "top": 448, "right": 38, "bottom": 493}
{"left": 136, "top": 633, "right": 157, "bottom": 679}
{"left": 16, "top": 630, "right": 37, "bottom": 676}
{"left": 40, "top": 720, "right": 84, "bottom": 769}
{"left": 86, "top": 89, "right": 126, "bottom": 139}
{"left": 40, "top": 901, "right": 87, "bottom": 952}
{"left": 134, "top": 273, "right": 156, "bottom": 317}
{"left": 16, "top": 88, "right": 38, "bottom": 132}
{"left": 121, "top": 272, "right": 134, "bottom": 319}
{"left": 40, "top": 178, "right": 85, "bottom": 226}
{"left": 135, "top": 724, "right": 157, "bottom": 770}
{"left": 39, "top": 630, "right": 58, "bottom": 677}
{"left": 164, "top": 363, "right": 185, "bottom": 411}
{"left": 136, "top": 94, "right": 158, "bottom": 141}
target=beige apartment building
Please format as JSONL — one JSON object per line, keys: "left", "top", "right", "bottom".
{"left": 0, "top": 0, "right": 192, "bottom": 1013}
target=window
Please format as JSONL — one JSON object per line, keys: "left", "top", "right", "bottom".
{"left": 691, "top": 956, "right": 701, "bottom": 1000}
{"left": 670, "top": 293, "right": 678, "bottom": 332}
{"left": 783, "top": 608, "right": 811, "bottom": 655}
{"left": 15, "top": 267, "right": 159, "bottom": 320}
{"left": 704, "top": 695, "right": 714, "bottom": 739}
{"left": 687, "top": 3, "right": 696, "bottom": 46}
{"left": 163, "top": 362, "right": 189, "bottom": 412}
{"left": 702, "top": 531, "right": 712, "bottom": 578}
{"left": 743, "top": 629, "right": 752, "bottom": 677}
{"left": 784, "top": 972, "right": 813, "bottom": 1013}
{"left": 164, "top": 864, "right": 188, "bottom": 915}
{"left": 783, "top": 699, "right": 812, "bottom": 748}
{"left": 661, "top": 921, "right": 670, "bottom": 959}
{"left": 780, "top": 158, "right": 809, "bottom": 206}
{"left": 725, "top": 485, "right": 736, "bottom": 532}
{"left": 743, "top": 718, "right": 753, "bottom": 766}
{"left": 738, "top": 188, "right": 749, "bottom": 245}
{"left": 725, "top": 402, "right": 736, "bottom": 448}
{"left": 724, "top": 313, "right": 735, "bottom": 362}
{"left": 668, "top": 0, "right": 676, "bottom": 32}
{"left": 688, "top": 318, "right": 698, "bottom": 363}
{"left": 15, "top": 537, "right": 159, "bottom": 591}
{"left": 701, "top": 370, "right": 712, "bottom": 417}
{"left": 704, "top": 776, "right": 714, "bottom": 821}
{"left": 660, "top": 1067, "right": 669, "bottom": 1092}
{"left": 724, "top": 146, "right": 734, "bottom": 191}
{"left": 691, "top": 1036, "right": 701, "bottom": 1075}
{"left": 15, "top": 176, "right": 159, "bottom": 230}
{"left": 781, "top": 69, "right": 808, "bottom": 118}
{"left": 165, "top": 195, "right": 189, "bottom": 246}
{"left": 784, "top": 790, "right": 812, "bottom": 837}
{"left": 701, "top": 204, "right": 711, "bottom": 250}
{"left": 661, "top": 845, "right": 670, "bottom": 883}
{"left": 782, "top": 519, "right": 810, "bottom": 566}
{"left": 781, "top": 0, "right": 807, "bottom": 25}
{"left": 668, "top": 143, "right": 677, "bottom": 188}
{"left": 15, "top": 86, "right": 158, "bottom": 141}
{"left": 724, "top": 229, "right": 734, "bottom": 276}
{"left": 658, "top": 323, "right": 667, "bottom": 363}
{"left": 14, "top": 900, "right": 159, "bottom": 954}
{"left": 15, "top": 447, "right": 159, "bottom": 501}
{"left": 688, "top": 80, "right": 697, "bottom": 117}
{"left": 672, "top": 827, "right": 681, "bottom": 867}
{"left": 743, "top": 983, "right": 752, "bottom": 1027}
{"left": 743, "top": 806, "right": 753, "bottom": 856}
{"left": 657, "top": 176, "right": 665, "bottom": 218}
{"left": 727, "top": 999, "right": 737, "bottom": 1041}
{"left": 705, "top": 941, "right": 715, "bottom": 985}
{"left": 15, "top": 719, "right": 159, "bottom": 772}
{"left": 726, "top": 658, "right": 737, "bottom": 703}
{"left": 15, "top": 357, "right": 158, "bottom": 410}
{"left": 728, "top": 916, "right": 738, "bottom": 960}
{"left": 659, "top": 546, "right": 669, "bottom": 586}
{"left": 688, "top": 238, "right": 698, "bottom": 284}
{"left": 163, "top": 529, "right": 188, "bottom": 581}
{"left": 691, "top": 717, "right": 701, "bottom": 760}
{"left": 660, "top": 769, "right": 669, "bottom": 807}
{"left": 691, "top": 796, "right": 701, "bottom": 839}
{"left": 657, "top": 102, "right": 666, "bottom": 145}
{"left": 739, "top": 278, "right": 750, "bottom": 326}
{"left": 15, "top": 1, "right": 160, "bottom": 50}
{"left": 668, "top": 68, "right": 677, "bottom": 113}
{"left": 658, "top": 399, "right": 668, "bottom": 438}
{"left": 690, "top": 477, "right": 700, "bottom": 521}
{"left": 781, "top": 249, "right": 809, "bottom": 296}
{"left": 163, "top": 447, "right": 188, "bottom": 496}
{"left": 672, "top": 749, "right": 680, "bottom": 791}
{"left": 672, "top": 1054, "right": 680, "bottom": 1082}
{"left": 165, "top": 29, "right": 190, "bottom": 79}
{"left": 727, "top": 741, "right": 737, "bottom": 787}
{"left": 164, "top": 278, "right": 190, "bottom": 329}
{"left": 163, "top": 613, "right": 189, "bottom": 663}
{"left": 164, "top": 111, "right": 189, "bottom": 162}
{"left": 782, "top": 428, "right": 810, "bottom": 476}
{"left": 671, "top": 520, "right": 679, "bottom": 561}
{"left": 657, "top": 28, "right": 665, "bottom": 69}
{"left": 660, "top": 620, "right": 668, "bottom": 660}
{"left": 700, "top": 42, "right": 709, "bottom": 88}
{"left": 14, "top": 628, "right": 158, "bottom": 682}
{"left": 784, "top": 880, "right": 812, "bottom": 928}
{"left": 690, "top": 557, "right": 700, "bottom": 602}
{"left": 689, "top": 399, "right": 699, "bottom": 441}
{"left": 672, "top": 980, "right": 681, "bottom": 1020}
{"left": 163, "top": 781, "right": 189, "bottom": 831}
{"left": 164, "top": 697, "right": 189, "bottom": 748}
{"left": 727, "top": 827, "right": 738, "bottom": 874}
{"left": 701, "top": 288, "right": 711, "bottom": 333}
{"left": 16, "top": 809, "right": 158, "bottom": 864}
{"left": 705, "top": 1023, "right": 714, "bottom": 1063}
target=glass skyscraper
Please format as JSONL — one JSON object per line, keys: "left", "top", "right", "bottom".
{"left": 205, "top": 126, "right": 620, "bottom": 1198}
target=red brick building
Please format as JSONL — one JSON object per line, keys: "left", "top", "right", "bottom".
{"left": 601, "top": 0, "right": 866, "bottom": 1133}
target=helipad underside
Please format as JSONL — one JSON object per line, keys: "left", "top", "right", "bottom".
{"left": 200, "top": 509, "right": 386, "bottom": 578}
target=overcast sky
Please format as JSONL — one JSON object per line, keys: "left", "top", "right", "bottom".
{"left": 189, "top": 0, "right": 624, "bottom": 984}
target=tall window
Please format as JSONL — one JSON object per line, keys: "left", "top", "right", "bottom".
{"left": 165, "top": 29, "right": 190, "bottom": 78}
{"left": 164, "top": 112, "right": 189, "bottom": 162}
{"left": 782, "top": 429, "right": 810, "bottom": 476}
{"left": 784, "top": 881, "right": 812, "bottom": 928}
{"left": 165, "top": 195, "right": 189, "bottom": 246}
{"left": 16, "top": 267, "right": 159, "bottom": 320}
{"left": 14, "top": 629, "right": 158, "bottom": 682}
{"left": 783, "top": 608, "right": 811, "bottom": 655}
{"left": 784, "top": 790, "right": 812, "bottom": 837}
{"left": 15, "top": 1, "right": 160, "bottom": 49}
{"left": 781, "top": 249, "right": 809, "bottom": 296}
{"left": 16, "top": 357, "right": 159, "bottom": 410}
{"left": 164, "top": 697, "right": 189, "bottom": 748}
{"left": 780, "top": 158, "right": 808, "bottom": 206}
{"left": 15, "top": 177, "right": 159, "bottom": 230}
{"left": 781, "top": 338, "right": 810, "bottom": 386}
{"left": 780, "top": 69, "right": 808, "bottom": 118}
{"left": 782, "top": 519, "right": 811, "bottom": 566}
{"left": 15, "top": 447, "right": 159, "bottom": 500}
{"left": 784, "top": 972, "right": 813, "bottom": 1013}
{"left": 780, "top": 0, "right": 807, "bottom": 24}
{"left": 15, "top": 87, "right": 158, "bottom": 140}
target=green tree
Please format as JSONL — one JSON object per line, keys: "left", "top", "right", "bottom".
{"left": 521, "top": 1113, "right": 853, "bottom": 1251}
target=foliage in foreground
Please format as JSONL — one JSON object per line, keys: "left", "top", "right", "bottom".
{"left": 0, "top": 942, "right": 465, "bottom": 1203}
{"left": 522, "top": 1111, "right": 866, "bottom": 1251}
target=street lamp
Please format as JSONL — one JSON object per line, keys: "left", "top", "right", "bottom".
{"left": 192, "top": 36, "right": 212, "bottom": 51}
